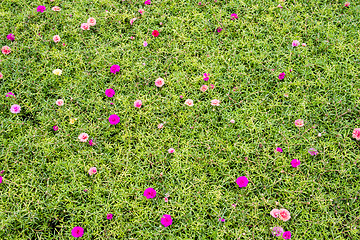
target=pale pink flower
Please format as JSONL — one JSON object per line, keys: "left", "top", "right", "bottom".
{"left": 210, "top": 84, "right": 215, "bottom": 89}
{"left": 158, "top": 123, "right": 164, "bottom": 129}
{"left": 185, "top": 99, "right": 194, "bottom": 106}
{"left": 87, "top": 17, "right": 96, "bottom": 26}
{"left": 277, "top": 4, "right": 283, "bottom": 8}
{"left": 143, "top": 41, "right": 148, "bottom": 47}
{"left": 211, "top": 99, "right": 220, "bottom": 106}
{"left": 302, "top": 43, "right": 307, "bottom": 47}
{"left": 155, "top": 77, "right": 165, "bottom": 87}
{"left": 294, "top": 119, "right": 304, "bottom": 127}
{"left": 278, "top": 209, "right": 291, "bottom": 222}
{"left": 164, "top": 197, "right": 168, "bottom": 202}
{"left": 139, "top": 9, "right": 145, "bottom": 14}
{"left": 81, "top": 23, "right": 90, "bottom": 30}
{"left": 200, "top": 85, "right": 208, "bottom": 92}
{"left": 168, "top": 148, "right": 175, "bottom": 153}
{"left": 230, "top": 119, "right": 235, "bottom": 124}
{"left": 53, "top": 35, "right": 61, "bottom": 43}
{"left": 88, "top": 167, "right": 97, "bottom": 175}
{"left": 51, "top": 6, "right": 61, "bottom": 11}
{"left": 56, "top": 99, "right": 64, "bottom": 106}
{"left": 270, "top": 209, "right": 280, "bottom": 218}
{"left": 78, "top": 133, "right": 89, "bottom": 142}
{"left": 352, "top": 128, "right": 360, "bottom": 140}
{"left": 344, "top": 2, "right": 350, "bottom": 7}
{"left": 134, "top": 100, "right": 142, "bottom": 108}
{"left": 130, "top": 36, "right": 134, "bottom": 40}
{"left": 130, "top": 18, "right": 137, "bottom": 25}
{"left": 2, "top": 46, "right": 11, "bottom": 55}
{"left": 292, "top": 40, "right": 300, "bottom": 47}
{"left": 10, "top": 104, "right": 21, "bottom": 114}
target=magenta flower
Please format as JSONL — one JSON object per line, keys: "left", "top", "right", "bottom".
{"left": 271, "top": 227, "right": 284, "bottom": 237}
{"left": 236, "top": 176, "right": 248, "bottom": 188}
{"left": 89, "top": 139, "right": 94, "bottom": 146}
{"left": 144, "top": 0, "right": 151, "bottom": 5}
{"left": 105, "top": 88, "right": 115, "bottom": 97}
{"left": 345, "top": 2, "right": 350, "bottom": 7}
{"left": 107, "top": 213, "right": 113, "bottom": 220}
{"left": 6, "top": 34, "right": 15, "bottom": 41}
{"left": 0, "top": 175, "right": 3, "bottom": 184}
{"left": 210, "top": 84, "right": 215, "bottom": 89}
{"left": 291, "top": 159, "right": 301, "bottom": 168}
{"left": 10, "top": 104, "right": 21, "bottom": 114}
{"left": 308, "top": 148, "right": 318, "bottom": 156}
{"left": 71, "top": 226, "right": 84, "bottom": 238}
{"left": 276, "top": 147, "right": 283, "bottom": 153}
{"left": 6, "top": 92, "right": 14, "bottom": 97}
{"left": 161, "top": 214, "right": 173, "bottom": 227}
{"left": 282, "top": 231, "right": 291, "bottom": 239}
{"left": 292, "top": 40, "right": 300, "bottom": 47}
{"left": 218, "top": 217, "right": 225, "bottom": 222}
{"left": 53, "top": 125, "right": 58, "bottom": 131}
{"left": 144, "top": 188, "right": 156, "bottom": 199}
{"left": 217, "top": 28, "right": 222, "bottom": 32}
{"left": 110, "top": 65, "right": 120, "bottom": 74}
{"left": 203, "top": 73, "right": 209, "bottom": 81}
{"left": 279, "top": 72, "right": 285, "bottom": 80}
{"left": 37, "top": 5, "right": 46, "bottom": 12}
{"left": 109, "top": 114, "right": 120, "bottom": 125}
{"left": 230, "top": 13, "right": 238, "bottom": 20}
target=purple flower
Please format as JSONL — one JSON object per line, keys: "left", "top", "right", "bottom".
{"left": 105, "top": 88, "right": 115, "bottom": 97}
{"left": 144, "top": 188, "right": 156, "bottom": 199}
{"left": 107, "top": 213, "right": 113, "bottom": 220}
{"left": 6, "top": 34, "right": 15, "bottom": 41}
{"left": 217, "top": 28, "right": 222, "bottom": 32}
{"left": 10, "top": 104, "right": 21, "bottom": 114}
{"left": 272, "top": 227, "right": 284, "bottom": 237}
{"left": 236, "top": 176, "right": 249, "bottom": 188}
{"left": 278, "top": 72, "right": 285, "bottom": 80}
{"left": 53, "top": 125, "right": 58, "bottom": 131}
{"left": 291, "top": 159, "right": 301, "bottom": 168}
{"left": 71, "top": 226, "right": 84, "bottom": 238}
{"left": 282, "top": 231, "right": 291, "bottom": 239}
{"left": 308, "top": 148, "right": 318, "bottom": 156}
{"left": 110, "top": 65, "right": 120, "bottom": 74}
{"left": 292, "top": 40, "right": 300, "bottom": 47}
{"left": 6, "top": 92, "right": 15, "bottom": 97}
{"left": 161, "top": 214, "right": 173, "bottom": 227}
{"left": 276, "top": 147, "right": 283, "bottom": 153}
{"left": 109, "top": 114, "right": 120, "bottom": 125}
{"left": 37, "top": 5, "right": 46, "bottom": 13}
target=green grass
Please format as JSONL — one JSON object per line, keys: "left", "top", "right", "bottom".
{"left": 1, "top": 0, "right": 360, "bottom": 239}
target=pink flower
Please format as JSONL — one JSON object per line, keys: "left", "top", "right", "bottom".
{"left": 130, "top": 36, "right": 134, "bottom": 40}
{"left": 278, "top": 72, "right": 285, "bottom": 80}
{"left": 168, "top": 148, "right": 175, "bottom": 153}
{"left": 0, "top": 73, "right": 3, "bottom": 79}
{"left": 272, "top": 227, "right": 284, "bottom": 237}
{"left": 279, "top": 209, "right": 291, "bottom": 221}
{"left": 277, "top": 4, "right": 283, "bottom": 8}
{"left": 88, "top": 167, "right": 97, "bottom": 175}
{"left": 134, "top": 100, "right": 142, "bottom": 108}
{"left": 107, "top": 213, "right": 113, "bottom": 220}
{"left": 184, "top": 99, "right": 194, "bottom": 106}
{"left": 161, "top": 214, "right": 173, "bottom": 227}
{"left": 2, "top": 46, "right": 11, "bottom": 55}
{"left": 236, "top": 176, "right": 248, "bottom": 188}
{"left": 81, "top": 23, "right": 90, "bottom": 30}
{"left": 276, "top": 147, "right": 283, "bottom": 153}
{"left": 210, "top": 84, "right": 215, "bottom": 89}
{"left": 71, "top": 226, "right": 84, "bottom": 238}
{"left": 37, "top": 5, "right": 46, "bottom": 13}
{"left": 143, "top": 41, "right": 148, "bottom": 47}
{"left": 6, "top": 34, "right": 15, "bottom": 41}
{"left": 87, "top": 17, "right": 96, "bottom": 26}
{"left": 217, "top": 28, "right": 222, "bottom": 32}
{"left": 6, "top": 92, "right": 14, "bottom": 97}
{"left": 78, "top": 133, "right": 89, "bottom": 142}
{"left": 164, "top": 197, "right": 169, "bottom": 202}
{"left": 89, "top": 139, "right": 94, "bottom": 146}
{"left": 53, "top": 125, "right": 58, "bottom": 131}
{"left": 130, "top": 18, "right": 137, "bottom": 25}
{"left": 53, "top": 35, "right": 61, "bottom": 43}
{"left": 302, "top": 43, "right": 307, "bottom": 47}
{"left": 282, "top": 231, "right": 291, "bottom": 239}
{"left": 105, "top": 88, "right": 115, "bottom": 97}
{"left": 10, "top": 104, "right": 21, "bottom": 114}
{"left": 291, "top": 159, "right": 301, "bottom": 168}
{"left": 230, "top": 119, "right": 235, "bottom": 123}
{"left": 56, "top": 99, "right": 64, "bottom": 106}
{"left": 270, "top": 209, "right": 280, "bottom": 218}
{"left": 179, "top": 95, "right": 183, "bottom": 99}
{"left": 230, "top": 13, "right": 238, "bottom": 20}
{"left": 51, "top": 6, "right": 61, "bottom": 11}
{"left": 0, "top": 175, "right": 2, "bottom": 184}
{"left": 344, "top": 2, "right": 350, "bottom": 7}
{"left": 211, "top": 99, "right": 220, "bottom": 106}
{"left": 200, "top": 85, "right": 208, "bottom": 92}
{"left": 155, "top": 77, "right": 165, "bottom": 87}
{"left": 292, "top": 40, "right": 300, "bottom": 47}
{"left": 109, "top": 114, "right": 120, "bottom": 125}
{"left": 110, "top": 65, "right": 120, "bottom": 74}
{"left": 203, "top": 73, "right": 209, "bottom": 81}
{"left": 158, "top": 123, "right": 164, "bottom": 129}
{"left": 144, "top": 188, "right": 156, "bottom": 199}
{"left": 139, "top": 9, "right": 145, "bottom": 14}
{"left": 352, "top": 128, "right": 360, "bottom": 140}
{"left": 144, "top": 0, "right": 151, "bottom": 5}
{"left": 218, "top": 218, "right": 225, "bottom": 222}
{"left": 294, "top": 119, "right": 304, "bottom": 127}
{"left": 308, "top": 148, "right": 318, "bottom": 156}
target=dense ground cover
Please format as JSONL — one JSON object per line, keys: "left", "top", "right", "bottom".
{"left": 1, "top": 0, "right": 360, "bottom": 239}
